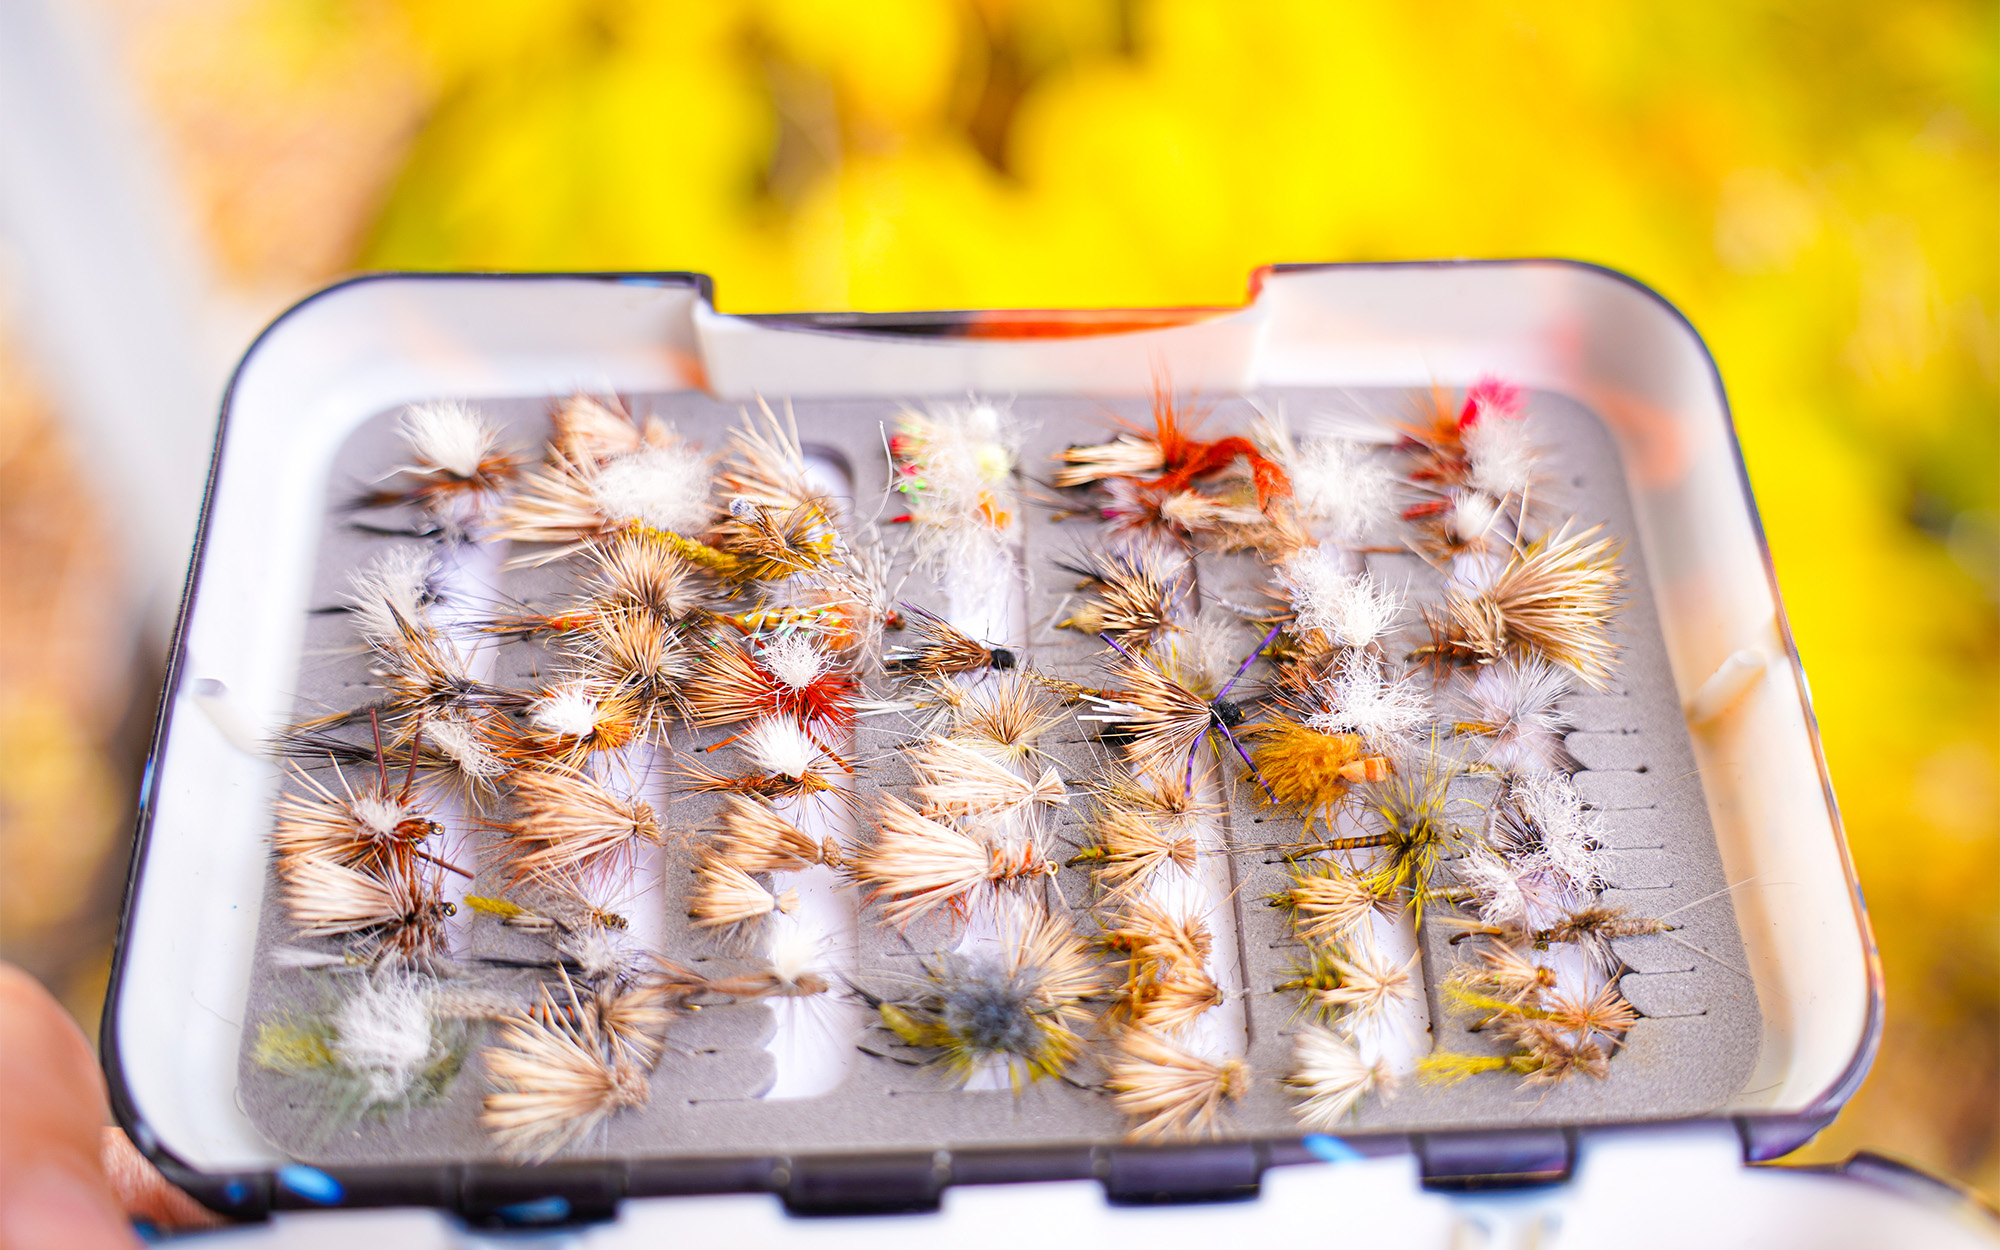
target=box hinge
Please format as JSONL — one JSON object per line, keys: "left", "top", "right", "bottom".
{"left": 780, "top": 1151, "right": 948, "bottom": 1216}
{"left": 1101, "top": 1142, "right": 1264, "bottom": 1206}
{"left": 1417, "top": 1130, "right": 1575, "bottom": 1191}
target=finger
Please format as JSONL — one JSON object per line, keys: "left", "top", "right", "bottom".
{"left": 100, "top": 1129, "right": 223, "bottom": 1232}
{"left": 0, "top": 964, "right": 135, "bottom": 1250}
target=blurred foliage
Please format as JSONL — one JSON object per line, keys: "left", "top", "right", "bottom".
{"left": 92, "top": 0, "right": 2000, "bottom": 1195}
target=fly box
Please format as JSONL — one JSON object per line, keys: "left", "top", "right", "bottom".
{"left": 104, "top": 262, "right": 1904, "bottom": 1235}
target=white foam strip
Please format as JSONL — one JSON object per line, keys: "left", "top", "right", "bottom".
{"left": 1154, "top": 755, "right": 1248, "bottom": 1061}
{"left": 758, "top": 449, "right": 866, "bottom": 1097}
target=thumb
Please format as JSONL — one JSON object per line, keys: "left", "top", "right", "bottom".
{"left": 0, "top": 964, "right": 133, "bottom": 1250}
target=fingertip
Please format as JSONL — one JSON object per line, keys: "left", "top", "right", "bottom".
{"left": 0, "top": 1165, "right": 138, "bottom": 1250}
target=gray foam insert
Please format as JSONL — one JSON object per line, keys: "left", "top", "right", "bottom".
{"left": 238, "top": 387, "right": 1760, "bottom": 1165}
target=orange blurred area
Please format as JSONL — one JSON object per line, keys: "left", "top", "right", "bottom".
{"left": 3, "top": 0, "right": 1993, "bottom": 1203}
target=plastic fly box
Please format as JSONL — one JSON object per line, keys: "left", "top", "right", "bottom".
{"left": 104, "top": 263, "right": 1903, "bottom": 1237}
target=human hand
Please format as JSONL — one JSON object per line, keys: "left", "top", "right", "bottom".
{"left": 0, "top": 963, "right": 221, "bottom": 1248}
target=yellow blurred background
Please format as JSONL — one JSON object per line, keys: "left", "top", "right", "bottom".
{"left": 1, "top": 0, "right": 1993, "bottom": 1200}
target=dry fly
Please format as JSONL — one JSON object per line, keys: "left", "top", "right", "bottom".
{"left": 1082, "top": 626, "right": 1280, "bottom": 795}
{"left": 1268, "top": 862, "right": 1404, "bottom": 946}
{"left": 1106, "top": 1028, "right": 1250, "bottom": 1141}
{"left": 1419, "top": 522, "right": 1624, "bottom": 690}
{"left": 1096, "top": 899, "right": 1213, "bottom": 976}
{"left": 1447, "top": 903, "right": 1670, "bottom": 972}
{"left": 567, "top": 612, "right": 694, "bottom": 735}
{"left": 718, "top": 396, "right": 821, "bottom": 513}
{"left": 279, "top": 852, "right": 455, "bottom": 968}
{"left": 1249, "top": 719, "right": 1391, "bottom": 835}
{"left": 547, "top": 394, "right": 663, "bottom": 466}
{"left": 1287, "top": 1025, "right": 1394, "bottom": 1128}
{"left": 948, "top": 676, "right": 1064, "bottom": 764}
{"left": 680, "top": 717, "right": 851, "bottom": 805}
{"left": 687, "top": 858, "right": 798, "bottom": 941}
{"left": 353, "top": 402, "right": 522, "bottom": 536}
{"left": 500, "top": 683, "right": 644, "bottom": 769}
{"left": 910, "top": 735, "right": 1067, "bottom": 817}
{"left": 492, "top": 766, "right": 663, "bottom": 885}
{"left": 1125, "top": 969, "right": 1226, "bottom": 1035}
{"left": 849, "top": 795, "right": 1056, "bottom": 928}
{"left": 869, "top": 905, "right": 1102, "bottom": 1087}
{"left": 709, "top": 796, "right": 843, "bottom": 873}
{"left": 885, "top": 606, "right": 1017, "bottom": 677}
{"left": 1054, "top": 548, "right": 1187, "bottom": 647}
{"left": 1266, "top": 748, "right": 1463, "bottom": 909}
{"left": 691, "top": 500, "right": 844, "bottom": 586}
{"left": 1281, "top": 929, "right": 1419, "bottom": 1032}
{"left": 272, "top": 740, "right": 444, "bottom": 872}
{"left": 685, "top": 633, "right": 857, "bottom": 733}
{"left": 1452, "top": 656, "right": 1575, "bottom": 774}
{"left": 481, "top": 981, "right": 652, "bottom": 1163}
{"left": 1068, "top": 805, "right": 1198, "bottom": 901}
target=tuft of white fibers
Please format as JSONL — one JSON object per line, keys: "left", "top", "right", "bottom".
{"left": 1163, "top": 615, "right": 1249, "bottom": 697}
{"left": 590, "top": 440, "right": 715, "bottom": 534}
{"left": 743, "top": 716, "right": 822, "bottom": 779}
{"left": 768, "top": 921, "right": 829, "bottom": 986}
{"left": 1287, "top": 1024, "right": 1394, "bottom": 1128}
{"left": 1291, "top": 438, "right": 1399, "bottom": 546}
{"left": 901, "top": 402, "right": 1014, "bottom": 502}
{"left": 1448, "top": 490, "right": 1503, "bottom": 550}
{"left": 1458, "top": 657, "right": 1573, "bottom": 774}
{"left": 348, "top": 793, "right": 410, "bottom": 841}
{"left": 425, "top": 715, "right": 510, "bottom": 782}
{"left": 1278, "top": 551, "right": 1404, "bottom": 649}
{"left": 1463, "top": 410, "right": 1539, "bottom": 502}
{"left": 1507, "top": 773, "right": 1606, "bottom": 894}
{"left": 1455, "top": 850, "right": 1579, "bottom": 929}
{"left": 346, "top": 547, "right": 440, "bottom": 653}
{"left": 1309, "top": 654, "right": 1432, "bottom": 745}
{"left": 560, "top": 926, "right": 630, "bottom": 980}
{"left": 401, "top": 401, "right": 500, "bottom": 479}
{"left": 530, "top": 683, "right": 600, "bottom": 739}
{"left": 760, "top": 633, "right": 829, "bottom": 691}
{"left": 332, "top": 974, "right": 442, "bottom": 1105}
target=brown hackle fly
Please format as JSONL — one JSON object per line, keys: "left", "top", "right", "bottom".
{"left": 687, "top": 858, "right": 798, "bottom": 942}
{"left": 1283, "top": 929, "right": 1419, "bottom": 1032}
{"left": 1096, "top": 899, "right": 1213, "bottom": 977}
{"left": 709, "top": 796, "right": 843, "bottom": 873}
{"left": 1419, "top": 522, "right": 1624, "bottom": 690}
{"left": 1125, "top": 969, "right": 1226, "bottom": 1035}
{"left": 1268, "top": 861, "right": 1403, "bottom": 946}
{"left": 679, "top": 718, "right": 851, "bottom": 806}
{"left": 1106, "top": 1028, "right": 1250, "bottom": 1140}
{"left": 480, "top": 981, "right": 652, "bottom": 1163}
{"left": 718, "top": 396, "right": 820, "bottom": 513}
{"left": 504, "top": 682, "right": 644, "bottom": 769}
{"left": 279, "top": 851, "right": 455, "bottom": 968}
{"left": 685, "top": 632, "right": 857, "bottom": 733}
{"left": 1068, "top": 805, "right": 1198, "bottom": 902}
{"left": 910, "top": 735, "right": 1067, "bottom": 818}
{"left": 493, "top": 766, "right": 663, "bottom": 886}
{"left": 948, "top": 675, "right": 1063, "bottom": 764}
{"left": 1081, "top": 625, "right": 1281, "bottom": 797}
{"left": 352, "top": 402, "right": 522, "bottom": 537}
{"left": 485, "top": 530, "right": 713, "bottom": 638}
{"left": 1054, "top": 548, "right": 1187, "bottom": 647}
{"left": 848, "top": 795, "right": 1056, "bottom": 928}
{"left": 885, "top": 605, "right": 1017, "bottom": 678}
